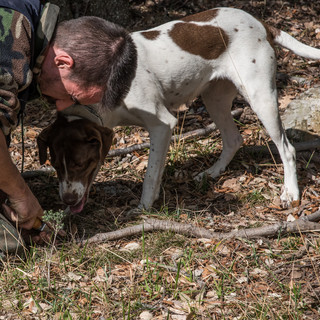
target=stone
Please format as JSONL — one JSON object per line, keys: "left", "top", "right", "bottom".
{"left": 0, "top": 212, "right": 26, "bottom": 259}
{"left": 281, "top": 87, "right": 320, "bottom": 141}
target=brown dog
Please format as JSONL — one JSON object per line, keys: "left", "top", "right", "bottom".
{"left": 37, "top": 114, "right": 113, "bottom": 213}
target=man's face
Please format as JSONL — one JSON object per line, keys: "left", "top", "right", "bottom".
{"left": 38, "top": 46, "right": 104, "bottom": 111}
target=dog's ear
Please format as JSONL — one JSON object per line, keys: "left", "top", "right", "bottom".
{"left": 37, "top": 114, "right": 68, "bottom": 165}
{"left": 97, "top": 126, "right": 114, "bottom": 160}
{"left": 37, "top": 126, "right": 51, "bottom": 165}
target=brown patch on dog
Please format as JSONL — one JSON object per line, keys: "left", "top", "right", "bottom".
{"left": 141, "top": 30, "right": 161, "bottom": 40}
{"left": 261, "top": 22, "right": 281, "bottom": 50}
{"left": 169, "top": 23, "right": 228, "bottom": 60}
{"left": 181, "top": 9, "right": 219, "bottom": 22}
{"left": 38, "top": 115, "right": 114, "bottom": 176}
{"left": 266, "top": 24, "right": 281, "bottom": 38}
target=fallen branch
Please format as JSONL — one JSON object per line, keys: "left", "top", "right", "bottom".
{"left": 107, "top": 109, "right": 243, "bottom": 157}
{"left": 22, "top": 167, "right": 56, "bottom": 179}
{"left": 85, "top": 209, "right": 320, "bottom": 244}
{"left": 243, "top": 138, "right": 320, "bottom": 155}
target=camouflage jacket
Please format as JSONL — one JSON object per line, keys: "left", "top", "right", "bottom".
{"left": 0, "top": 1, "right": 59, "bottom": 136}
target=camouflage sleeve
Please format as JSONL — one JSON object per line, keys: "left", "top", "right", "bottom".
{"left": 0, "top": 8, "right": 33, "bottom": 136}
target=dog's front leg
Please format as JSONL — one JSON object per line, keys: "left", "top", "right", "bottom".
{"left": 139, "top": 121, "right": 176, "bottom": 209}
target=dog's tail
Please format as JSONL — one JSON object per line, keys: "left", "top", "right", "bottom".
{"left": 267, "top": 25, "right": 320, "bottom": 60}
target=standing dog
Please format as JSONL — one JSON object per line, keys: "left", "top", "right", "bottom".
{"left": 38, "top": 8, "right": 320, "bottom": 213}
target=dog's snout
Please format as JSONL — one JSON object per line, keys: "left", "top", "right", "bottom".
{"left": 62, "top": 192, "right": 80, "bottom": 206}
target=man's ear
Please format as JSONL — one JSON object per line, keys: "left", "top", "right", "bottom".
{"left": 54, "top": 51, "right": 74, "bottom": 69}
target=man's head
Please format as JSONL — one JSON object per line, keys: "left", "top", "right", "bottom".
{"left": 38, "top": 16, "right": 137, "bottom": 111}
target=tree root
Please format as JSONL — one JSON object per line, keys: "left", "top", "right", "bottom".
{"left": 85, "top": 209, "right": 320, "bottom": 244}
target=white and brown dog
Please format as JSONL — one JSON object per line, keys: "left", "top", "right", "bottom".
{"left": 38, "top": 8, "right": 320, "bottom": 213}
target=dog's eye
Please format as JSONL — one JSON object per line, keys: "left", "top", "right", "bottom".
{"left": 70, "top": 159, "right": 84, "bottom": 169}
{"left": 87, "top": 138, "right": 100, "bottom": 145}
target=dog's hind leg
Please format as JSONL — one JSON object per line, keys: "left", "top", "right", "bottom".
{"left": 195, "top": 79, "right": 242, "bottom": 180}
{"left": 218, "top": 38, "right": 299, "bottom": 207}
{"left": 245, "top": 87, "right": 299, "bottom": 207}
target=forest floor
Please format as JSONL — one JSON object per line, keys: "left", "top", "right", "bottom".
{"left": 1, "top": 1, "right": 320, "bottom": 319}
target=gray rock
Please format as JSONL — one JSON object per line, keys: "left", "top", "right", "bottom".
{"left": 281, "top": 87, "right": 320, "bottom": 141}
{"left": 0, "top": 213, "right": 26, "bottom": 259}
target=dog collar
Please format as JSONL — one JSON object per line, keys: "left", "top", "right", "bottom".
{"left": 60, "top": 104, "right": 104, "bottom": 126}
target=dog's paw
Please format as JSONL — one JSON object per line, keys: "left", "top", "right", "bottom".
{"left": 193, "top": 171, "right": 207, "bottom": 182}
{"left": 126, "top": 207, "right": 143, "bottom": 219}
{"left": 280, "top": 188, "right": 300, "bottom": 208}
{"left": 194, "top": 166, "right": 223, "bottom": 182}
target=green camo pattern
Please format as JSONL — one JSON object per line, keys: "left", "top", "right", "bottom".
{"left": 0, "top": 3, "right": 59, "bottom": 136}
{"left": 0, "top": 8, "right": 32, "bottom": 135}
{"left": 0, "top": 9, "right": 13, "bottom": 42}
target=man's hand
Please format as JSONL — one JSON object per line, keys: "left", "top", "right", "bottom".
{"left": 32, "top": 217, "right": 67, "bottom": 244}
{"left": 2, "top": 202, "right": 66, "bottom": 245}
{"left": 2, "top": 184, "right": 43, "bottom": 230}
{"left": 0, "top": 131, "right": 65, "bottom": 245}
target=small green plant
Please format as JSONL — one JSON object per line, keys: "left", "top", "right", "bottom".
{"left": 190, "top": 137, "right": 218, "bottom": 156}
{"left": 42, "top": 209, "right": 66, "bottom": 231}
{"left": 124, "top": 126, "right": 133, "bottom": 136}
{"left": 248, "top": 189, "right": 266, "bottom": 204}
{"left": 281, "top": 237, "right": 303, "bottom": 252}
{"left": 239, "top": 188, "right": 267, "bottom": 206}
{"left": 158, "top": 205, "right": 182, "bottom": 220}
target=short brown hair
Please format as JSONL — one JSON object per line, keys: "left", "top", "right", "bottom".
{"left": 52, "top": 16, "right": 137, "bottom": 109}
